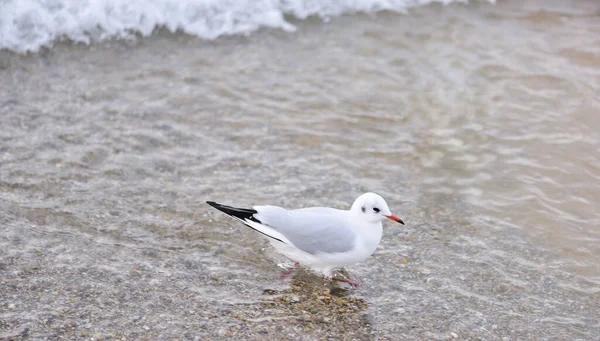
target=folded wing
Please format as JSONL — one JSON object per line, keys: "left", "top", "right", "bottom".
{"left": 254, "top": 206, "right": 356, "bottom": 255}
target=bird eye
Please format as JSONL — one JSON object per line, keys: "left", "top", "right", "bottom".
{"left": 373, "top": 207, "right": 380, "bottom": 213}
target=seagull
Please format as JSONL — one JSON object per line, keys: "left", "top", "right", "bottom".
{"left": 206, "top": 192, "right": 404, "bottom": 286}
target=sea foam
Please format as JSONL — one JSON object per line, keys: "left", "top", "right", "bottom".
{"left": 0, "top": 0, "right": 489, "bottom": 53}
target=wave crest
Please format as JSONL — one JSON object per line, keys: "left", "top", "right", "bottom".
{"left": 0, "top": 0, "right": 488, "bottom": 53}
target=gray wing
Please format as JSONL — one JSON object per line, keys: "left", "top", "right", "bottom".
{"left": 253, "top": 206, "right": 356, "bottom": 255}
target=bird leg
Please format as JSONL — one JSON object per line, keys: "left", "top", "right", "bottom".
{"left": 332, "top": 277, "right": 361, "bottom": 287}
{"left": 330, "top": 270, "right": 360, "bottom": 287}
{"left": 279, "top": 262, "right": 300, "bottom": 279}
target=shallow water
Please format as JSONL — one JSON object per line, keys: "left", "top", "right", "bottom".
{"left": 1, "top": 0, "right": 600, "bottom": 340}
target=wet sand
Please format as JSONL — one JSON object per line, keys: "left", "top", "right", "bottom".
{"left": 1, "top": 0, "right": 600, "bottom": 340}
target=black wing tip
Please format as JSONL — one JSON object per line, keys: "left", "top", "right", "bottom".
{"left": 206, "top": 201, "right": 258, "bottom": 220}
{"left": 206, "top": 201, "right": 285, "bottom": 244}
{"left": 206, "top": 201, "right": 233, "bottom": 211}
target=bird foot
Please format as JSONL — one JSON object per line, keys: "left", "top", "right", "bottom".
{"left": 332, "top": 277, "right": 361, "bottom": 287}
{"left": 279, "top": 262, "right": 300, "bottom": 280}
{"left": 279, "top": 269, "right": 294, "bottom": 279}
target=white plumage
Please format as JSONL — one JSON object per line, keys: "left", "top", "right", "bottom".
{"left": 207, "top": 192, "right": 404, "bottom": 277}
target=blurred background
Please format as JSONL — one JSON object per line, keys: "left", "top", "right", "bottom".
{"left": 1, "top": 0, "right": 599, "bottom": 339}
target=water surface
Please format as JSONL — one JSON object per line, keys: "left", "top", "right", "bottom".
{"left": 1, "top": 0, "right": 600, "bottom": 339}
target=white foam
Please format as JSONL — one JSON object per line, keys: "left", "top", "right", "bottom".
{"left": 0, "top": 0, "right": 491, "bottom": 54}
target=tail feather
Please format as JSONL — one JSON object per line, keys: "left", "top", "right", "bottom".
{"left": 206, "top": 201, "right": 286, "bottom": 244}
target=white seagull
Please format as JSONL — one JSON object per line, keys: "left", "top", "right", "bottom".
{"left": 207, "top": 192, "right": 404, "bottom": 285}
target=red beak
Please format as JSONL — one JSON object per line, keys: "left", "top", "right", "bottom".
{"left": 385, "top": 214, "right": 405, "bottom": 225}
